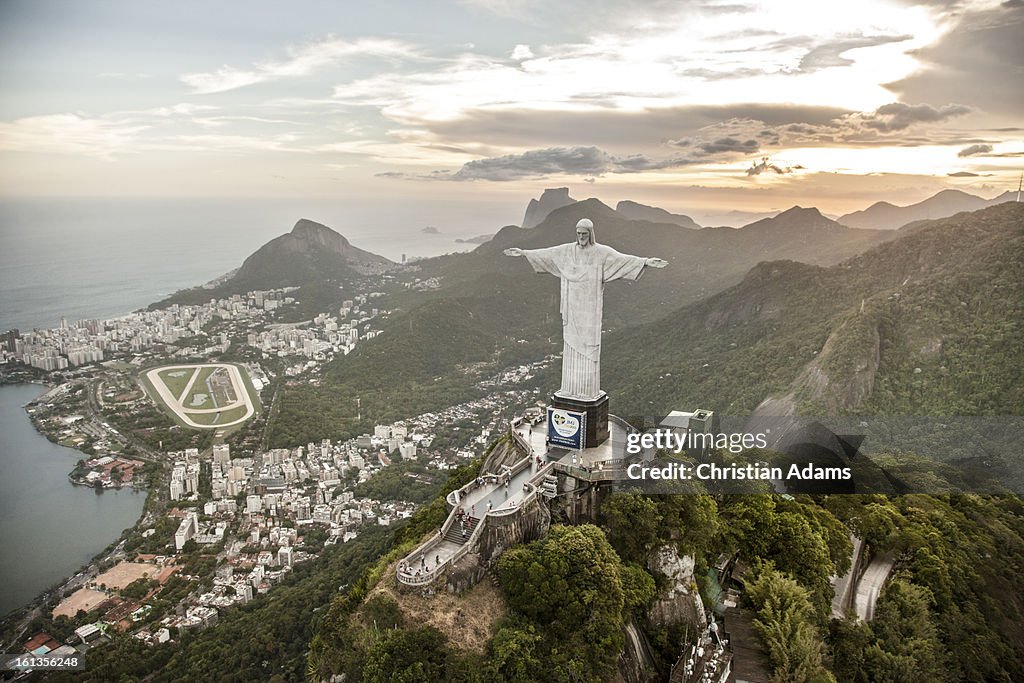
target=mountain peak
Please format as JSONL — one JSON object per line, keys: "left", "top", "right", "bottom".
{"left": 291, "top": 218, "right": 350, "bottom": 244}
{"left": 776, "top": 205, "right": 823, "bottom": 218}
{"left": 541, "top": 197, "right": 618, "bottom": 226}
{"left": 743, "top": 205, "right": 838, "bottom": 232}
{"left": 229, "top": 218, "right": 393, "bottom": 289}
{"left": 522, "top": 187, "right": 577, "bottom": 228}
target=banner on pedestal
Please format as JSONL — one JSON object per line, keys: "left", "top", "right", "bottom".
{"left": 548, "top": 407, "right": 586, "bottom": 450}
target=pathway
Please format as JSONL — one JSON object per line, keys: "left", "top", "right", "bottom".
{"left": 854, "top": 552, "right": 896, "bottom": 621}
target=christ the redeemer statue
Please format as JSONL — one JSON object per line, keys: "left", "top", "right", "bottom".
{"left": 505, "top": 218, "right": 667, "bottom": 402}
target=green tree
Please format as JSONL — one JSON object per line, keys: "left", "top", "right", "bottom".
{"left": 864, "top": 580, "right": 948, "bottom": 683}
{"left": 746, "top": 562, "right": 836, "bottom": 683}
{"left": 497, "top": 524, "right": 627, "bottom": 682}
{"left": 484, "top": 620, "right": 543, "bottom": 683}
{"left": 362, "top": 626, "right": 455, "bottom": 683}
{"left": 600, "top": 493, "right": 662, "bottom": 563}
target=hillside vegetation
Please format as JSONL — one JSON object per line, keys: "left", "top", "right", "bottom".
{"left": 268, "top": 198, "right": 896, "bottom": 446}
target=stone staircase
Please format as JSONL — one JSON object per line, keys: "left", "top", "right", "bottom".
{"left": 443, "top": 515, "right": 479, "bottom": 544}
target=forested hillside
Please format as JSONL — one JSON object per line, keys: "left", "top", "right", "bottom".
{"left": 267, "top": 198, "right": 896, "bottom": 447}
{"left": 303, "top": 203, "right": 1024, "bottom": 683}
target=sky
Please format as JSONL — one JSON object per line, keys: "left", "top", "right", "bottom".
{"left": 0, "top": 0, "right": 1021, "bottom": 227}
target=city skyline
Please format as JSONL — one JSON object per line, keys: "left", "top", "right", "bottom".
{"left": 1, "top": 0, "right": 1022, "bottom": 225}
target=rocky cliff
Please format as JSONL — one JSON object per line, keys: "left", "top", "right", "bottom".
{"left": 522, "top": 187, "right": 576, "bottom": 228}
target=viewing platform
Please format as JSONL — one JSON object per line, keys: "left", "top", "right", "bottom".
{"left": 396, "top": 412, "right": 640, "bottom": 589}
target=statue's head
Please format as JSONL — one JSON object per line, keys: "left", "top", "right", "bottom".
{"left": 575, "top": 218, "right": 596, "bottom": 247}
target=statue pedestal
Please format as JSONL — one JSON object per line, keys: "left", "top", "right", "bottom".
{"left": 551, "top": 392, "right": 609, "bottom": 449}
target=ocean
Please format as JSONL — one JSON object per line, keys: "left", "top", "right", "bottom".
{"left": 0, "top": 196, "right": 519, "bottom": 332}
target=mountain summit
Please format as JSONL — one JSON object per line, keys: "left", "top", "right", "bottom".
{"left": 522, "top": 187, "right": 576, "bottom": 228}
{"left": 744, "top": 205, "right": 838, "bottom": 231}
{"left": 232, "top": 219, "right": 394, "bottom": 289}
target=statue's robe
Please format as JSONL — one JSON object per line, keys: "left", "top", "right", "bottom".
{"left": 523, "top": 243, "right": 647, "bottom": 401}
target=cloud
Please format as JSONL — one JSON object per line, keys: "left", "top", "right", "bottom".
{"left": 860, "top": 102, "right": 971, "bottom": 131}
{"left": 419, "top": 104, "right": 850, "bottom": 150}
{"left": 746, "top": 156, "right": 801, "bottom": 175}
{"left": 510, "top": 44, "right": 534, "bottom": 60}
{"left": 886, "top": 3, "right": 1024, "bottom": 116}
{"left": 381, "top": 145, "right": 703, "bottom": 181}
{"left": 450, "top": 146, "right": 612, "bottom": 180}
{"left": 181, "top": 37, "right": 418, "bottom": 94}
{"left": 689, "top": 136, "right": 760, "bottom": 155}
{"left": 738, "top": 101, "right": 976, "bottom": 148}
{"left": 328, "top": 2, "right": 947, "bottom": 126}
{"left": 165, "top": 134, "right": 303, "bottom": 153}
{"left": 798, "top": 34, "right": 913, "bottom": 72}
{"left": 0, "top": 114, "right": 147, "bottom": 158}
{"left": 958, "top": 143, "right": 994, "bottom": 157}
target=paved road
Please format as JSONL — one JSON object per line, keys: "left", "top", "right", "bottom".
{"left": 855, "top": 552, "right": 895, "bottom": 621}
{"left": 831, "top": 535, "right": 863, "bottom": 619}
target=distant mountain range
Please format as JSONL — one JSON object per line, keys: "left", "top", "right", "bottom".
{"left": 518, "top": 186, "right": 1018, "bottom": 232}
{"left": 472, "top": 199, "right": 893, "bottom": 324}
{"left": 838, "top": 189, "right": 1016, "bottom": 230}
{"left": 600, "top": 201, "right": 1024, "bottom": 422}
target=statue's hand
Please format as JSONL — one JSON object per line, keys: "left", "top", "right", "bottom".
{"left": 645, "top": 257, "right": 668, "bottom": 268}
{"left": 504, "top": 248, "right": 524, "bottom": 257}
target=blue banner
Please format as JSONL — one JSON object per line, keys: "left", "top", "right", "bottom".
{"left": 548, "top": 407, "right": 586, "bottom": 450}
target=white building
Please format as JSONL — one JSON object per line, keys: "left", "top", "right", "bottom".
{"left": 174, "top": 512, "right": 198, "bottom": 551}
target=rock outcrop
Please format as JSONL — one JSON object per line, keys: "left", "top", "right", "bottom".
{"left": 615, "top": 200, "right": 701, "bottom": 229}
{"left": 522, "top": 187, "right": 576, "bottom": 228}
{"left": 647, "top": 545, "right": 707, "bottom": 630}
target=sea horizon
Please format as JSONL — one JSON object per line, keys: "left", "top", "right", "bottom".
{"left": 0, "top": 196, "right": 520, "bottom": 332}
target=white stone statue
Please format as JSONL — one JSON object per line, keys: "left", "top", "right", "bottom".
{"left": 505, "top": 218, "right": 667, "bottom": 401}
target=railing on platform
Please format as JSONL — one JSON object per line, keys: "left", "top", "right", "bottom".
{"left": 397, "top": 454, "right": 551, "bottom": 586}
{"left": 554, "top": 462, "right": 626, "bottom": 482}
{"left": 509, "top": 428, "right": 533, "bottom": 456}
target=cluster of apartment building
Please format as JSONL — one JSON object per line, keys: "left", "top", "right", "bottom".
{"left": 244, "top": 293, "right": 386, "bottom": 377}
{"left": 0, "top": 286, "right": 314, "bottom": 372}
